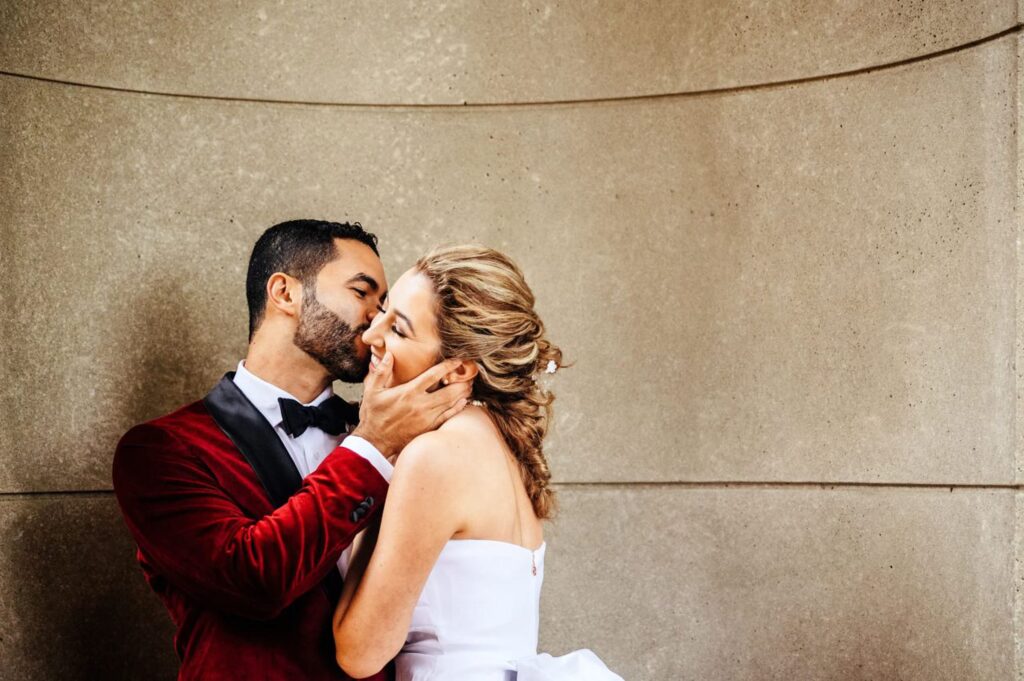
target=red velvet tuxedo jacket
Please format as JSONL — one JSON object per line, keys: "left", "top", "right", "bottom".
{"left": 112, "top": 373, "right": 390, "bottom": 681}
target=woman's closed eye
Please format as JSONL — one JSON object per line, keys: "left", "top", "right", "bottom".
{"left": 375, "top": 303, "right": 406, "bottom": 338}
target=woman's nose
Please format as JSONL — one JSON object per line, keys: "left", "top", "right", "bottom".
{"left": 362, "top": 314, "right": 384, "bottom": 347}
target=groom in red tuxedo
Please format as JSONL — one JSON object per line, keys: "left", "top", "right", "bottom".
{"left": 113, "top": 220, "right": 470, "bottom": 681}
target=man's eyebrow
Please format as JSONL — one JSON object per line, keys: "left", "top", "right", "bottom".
{"left": 394, "top": 308, "right": 415, "bottom": 336}
{"left": 347, "top": 273, "right": 380, "bottom": 291}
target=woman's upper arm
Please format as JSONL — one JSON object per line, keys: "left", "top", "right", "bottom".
{"left": 334, "top": 431, "right": 468, "bottom": 675}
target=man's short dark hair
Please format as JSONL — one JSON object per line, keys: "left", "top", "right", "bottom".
{"left": 246, "top": 219, "right": 379, "bottom": 340}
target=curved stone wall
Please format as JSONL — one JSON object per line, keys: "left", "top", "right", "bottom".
{"left": 1, "top": 3, "right": 1021, "bottom": 679}
{"left": 0, "top": 1, "right": 1015, "bottom": 103}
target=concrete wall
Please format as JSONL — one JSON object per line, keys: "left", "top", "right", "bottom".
{"left": 1, "top": 3, "right": 1020, "bottom": 679}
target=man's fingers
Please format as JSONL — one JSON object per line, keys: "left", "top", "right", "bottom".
{"left": 378, "top": 352, "right": 396, "bottom": 390}
{"left": 427, "top": 381, "right": 472, "bottom": 412}
{"left": 432, "top": 397, "right": 470, "bottom": 429}
{"left": 411, "top": 358, "right": 464, "bottom": 392}
{"left": 362, "top": 360, "right": 380, "bottom": 393}
{"left": 363, "top": 351, "right": 394, "bottom": 393}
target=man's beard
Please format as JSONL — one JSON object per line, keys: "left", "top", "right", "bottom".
{"left": 293, "top": 287, "right": 370, "bottom": 383}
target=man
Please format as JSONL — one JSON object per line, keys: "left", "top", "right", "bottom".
{"left": 112, "top": 220, "right": 470, "bottom": 680}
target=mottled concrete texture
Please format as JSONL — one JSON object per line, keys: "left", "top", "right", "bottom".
{"left": 1013, "top": 28, "right": 1024, "bottom": 681}
{"left": 1016, "top": 28, "right": 1024, "bottom": 488}
{"left": 0, "top": 496, "right": 178, "bottom": 680}
{"left": 541, "top": 487, "right": 1015, "bottom": 680}
{"left": 0, "top": 489, "right": 1012, "bottom": 681}
{"left": 2, "top": 4, "right": 1022, "bottom": 681}
{"left": 0, "top": 1, "right": 1015, "bottom": 104}
{"left": 0, "top": 37, "right": 1018, "bottom": 491}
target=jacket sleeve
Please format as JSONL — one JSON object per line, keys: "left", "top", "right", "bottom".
{"left": 112, "top": 423, "right": 388, "bottom": 620}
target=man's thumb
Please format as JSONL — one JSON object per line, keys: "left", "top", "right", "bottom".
{"left": 374, "top": 351, "right": 395, "bottom": 389}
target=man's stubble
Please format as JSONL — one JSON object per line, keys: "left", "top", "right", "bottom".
{"left": 293, "top": 286, "right": 370, "bottom": 383}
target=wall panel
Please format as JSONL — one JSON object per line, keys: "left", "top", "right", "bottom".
{"left": 541, "top": 486, "right": 1015, "bottom": 680}
{"left": 1, "top": 37, "right": 1017, "bottom": 492}
{"left": 0, "top": 488, "right": 1012, "bottom": 680}
{"left": 0, "top": 1, "right": 1015, "bottom": 104}
{"left": 0, "top": 496, "right": 178, "bottom": 680}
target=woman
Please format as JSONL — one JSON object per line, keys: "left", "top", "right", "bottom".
{"left": 332, "top": 246, "right": 622, "bottom": 680}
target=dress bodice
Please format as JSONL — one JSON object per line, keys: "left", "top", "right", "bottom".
{"left": 396, "top": 539, "right": 545, "bottom": 680}
{"left": 395, "top": 539, "right": 623, "bottom": 680}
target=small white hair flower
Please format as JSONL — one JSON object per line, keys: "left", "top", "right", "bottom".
{"left": 545, "top": 359, "right": 558, "bottom": 374}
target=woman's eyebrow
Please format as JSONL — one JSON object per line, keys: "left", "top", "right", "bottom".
{"left": 393, "top": 308, "right": 415, "bottom": 336}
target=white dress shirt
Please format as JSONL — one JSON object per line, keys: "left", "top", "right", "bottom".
{"left": 232, "top": 360, "right": 393, "bottom": 575}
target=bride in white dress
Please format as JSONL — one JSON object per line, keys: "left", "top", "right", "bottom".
{"left": 332, "top": 246, "right": 622, "bottom": 680}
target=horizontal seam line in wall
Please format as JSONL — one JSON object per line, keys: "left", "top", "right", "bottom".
{"left": 555, "top": 481, "right": 1022, "bottom": 490}
{"left": 2, "top": 482, "right": 1023, "bottom": 497}
{"left": 0, "top": 489, "right": 115, "bottom": 498}
{"left": 0, "top": 24, "right": 1020, "bottom": 110}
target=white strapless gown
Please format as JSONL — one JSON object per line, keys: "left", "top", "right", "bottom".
{"left": 395, "top": 539, "right": 623, "bottom": 680}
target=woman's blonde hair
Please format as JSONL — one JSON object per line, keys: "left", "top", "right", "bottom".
{"left": 414, "top": 245, "right": 562, "bottom": 519}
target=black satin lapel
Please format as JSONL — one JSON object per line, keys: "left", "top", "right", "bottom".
{"left": 203, "top": 372, "right": 303, "bottom": 508}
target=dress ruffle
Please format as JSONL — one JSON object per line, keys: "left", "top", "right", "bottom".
{"left": 512, "top": 649, "right": 624, "bottom": 680}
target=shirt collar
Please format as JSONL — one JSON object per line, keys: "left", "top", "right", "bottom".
{"left": 232, "top": 360, "right": 333, "bottom": 429}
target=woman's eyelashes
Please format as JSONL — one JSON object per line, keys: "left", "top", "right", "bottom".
{"left": 375, "top": 303, "right": 406, "bottom": 338}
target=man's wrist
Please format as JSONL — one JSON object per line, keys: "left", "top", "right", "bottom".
{"left": 342, "top": 435, "right": 395, "bottom": 483}
{"left": 350, "top": 425, "right": 397, "bottom": 460}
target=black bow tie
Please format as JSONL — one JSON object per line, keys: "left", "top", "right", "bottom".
{"left": 278, "top": 396, "right": 358, "bottom": 437}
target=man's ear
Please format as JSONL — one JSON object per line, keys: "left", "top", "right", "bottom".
{"left": 265, "top": 272, "right": 303, "bottom": 319}
{"left": 442, "top": 360, "right": 479, "bottom": 386}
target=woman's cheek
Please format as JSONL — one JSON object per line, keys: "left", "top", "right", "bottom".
{"left": 391, "top": 347, "right": 417, "bottom": 386}
{"left": 394, "top": 349, "right": 433, "bottom": 387}
{"left": 394, "top": 360, "right": 412, "bottom": 386}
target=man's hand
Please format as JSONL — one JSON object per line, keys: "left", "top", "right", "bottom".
{"left": 351, "top": 352, "right": 471, "bottom": 460}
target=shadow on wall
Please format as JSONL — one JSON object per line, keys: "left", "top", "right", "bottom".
{"left": 1, "top": 497, "right": 178, "bottom": 680}
{"left": 0, "top": 277, "right": 239, "bottom": 679}
{"left": 110, "top": 269, "right": 242, "bottom": 431}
